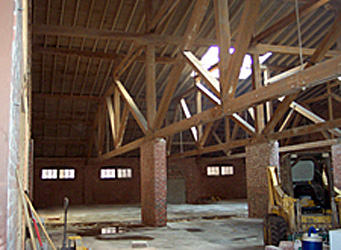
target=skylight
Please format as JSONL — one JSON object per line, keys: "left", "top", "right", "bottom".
{"left": 197, "top": 46, "right": 272, "bottom": 80}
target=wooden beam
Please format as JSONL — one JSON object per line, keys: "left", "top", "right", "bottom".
{"left": 114, "top": 86, "right": 120, "bottom": 137}
{"left": 195, "top": 82, "right": 255, "bottom": 135}
{"left": 106, "top": 97, "right": 117, "bottom": 144}
{"left": 196, "top": 89, "right": 203, "bottom": 138}
{"left": 198, "top": 122, "right": 215, "bottom": 148}
{"left": 33, "top": 24, "right": 216, "bottom": 47}
{"left": 222, "top": 0, "right": 261, "bottom": 108}
{"left": 265, "top": 63, "right": 308, "bottom": 85}
{"left": 262, "top": 94, "right": 299, "bottom": 134}
{"left": 115, "top": 104, "right": 129, "bottom": 148}
{"left": 148, "top": 0, "right": 181, "bottom": 32}
{"left": 114, "top": 46, "right": 144, "bottom": 77}
{"left": 226, "top": 55, "right": 340, "bottom": 114}
{"left": 180, "top": 98, "right": 198, "bottom": 141}
{"left": 214, "top": 0, "right": 232, "bottom": 89}
{"left": 307, "top": 14, "right": 341, "bottom": 67}
{"left": 115, "top": 80, "right": 147, "bottom": 134}
{"left": 183, "top": 51, "right": 220, "bottom": 96}
{"left": 279, "top": 139, "right": 338, "bottom": 153}
{"left": 250, "top": 43, "right": 340, "bottom": 58}
{"left": 96, "top": 55, "right": 340, "bottom": 161}
{"left": 251, "top": 53, "right": 265, "bottom": 133}
{"left": 289, "top": 101, "right": 341, "bottom": 136}
{"left": 33, "top": 119, "right": 92, "bottom": 125}
{"left": 173, "top": 118, "right": 341, "bottom": 158}
{"left": 252, "top": 0, "right": 330, "bottom": 43}
{"left": 34, "top": 45, "right": 176, "bottom": 64}
{"left": 33, "top": 93, "right": 101, "bottom": 101}
{"left": 153, "top": 0, "right": 211, "bottom": 130}
{"left": 146, "top": 44, "right": 156, "bottom": 130}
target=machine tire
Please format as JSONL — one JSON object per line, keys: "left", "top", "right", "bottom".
{"left": 263, "top": 214, "right": 287, "bottom": 246}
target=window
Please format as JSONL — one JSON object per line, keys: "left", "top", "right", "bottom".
{"left": 100, "top": 167, "right": 133, "bottom": 180}
{"left": 100, "top": 168, "right": 116, "bottom": 179}
{"left": 59, "top": 169, "right": 75, "bottom": 179}
{"left": 207, "top": 166, "right": 220, "bottom": 176}
{"left": 41, "top": 169, "right": 58, "bottom": 180}
{"left": 207, "top": 165, "right": 234, "bottom": 177}
{"left": 41, "top": 168, "right": 75, "bottom": 180}
{"left": 117, "top": 168, "right": 132, "bottom": 178}
{"left": 221, "top": 166, "right": 234, "bottom": 176}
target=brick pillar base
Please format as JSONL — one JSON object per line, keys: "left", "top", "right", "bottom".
{"left": 245, "top": 140, "right": 279, "bottom": 218}
{"left": 331, "top": 143, "right": 341, "bottom": 189}
{"left": 140, "top": 138, "right": 167, "bottom": 226}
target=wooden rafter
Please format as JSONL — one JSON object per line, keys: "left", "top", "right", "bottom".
{"left": 252, "top": 0, "right": 330, "bottom": 43}
{"left": 214, "top": 0, "right": 231, "bottom": 89}
{"left": 148, "top": 0, "right": 181, "bottom": 32}
{"left": 222, "top": 0, "right": 261, "bottom": 109}
{"left": 153, "top": 0, "right": 211, "bottom": 130}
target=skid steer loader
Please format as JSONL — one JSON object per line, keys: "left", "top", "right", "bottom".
{"left": 263, "top": 153, "right": 341, "bottom": 246}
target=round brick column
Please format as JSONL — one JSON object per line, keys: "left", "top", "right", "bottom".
{"left": 331, "top": 143, "right": 341, "bottom": 189}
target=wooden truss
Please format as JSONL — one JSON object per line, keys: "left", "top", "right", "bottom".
{"left": 75, "top": 0, "right": 341, "bottom": 162}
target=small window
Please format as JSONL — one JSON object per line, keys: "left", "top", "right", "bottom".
{"left": 117, "top": 168, "right": 132, "bottom": 178}
{"left": 207, "top": 166, "right": 220, "bottom": 176}
{"left": 41, "top": 169, "right": 58, "bottom": 180}
{"left": 59, "top": 169, "right": 75, "bottom": 179}
{"left": 100, "top": 168, "right": 116, "bottom": 179}
{"left": 221, "top": 166, "right": 234, "bottom": 176}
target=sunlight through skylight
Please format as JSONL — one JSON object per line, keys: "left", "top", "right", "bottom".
{"left": 196, "top": 46, "right": 272, "bottom": 80}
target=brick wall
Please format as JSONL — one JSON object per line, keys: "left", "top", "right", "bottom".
{"left": 168, "top": 157, "right": 247, "bottom": 204}
{"left": 34, "top": 156, "right": 247, "bottom": 208}
{"left": 34, "top": 158, "right": 140, "bottom": 208}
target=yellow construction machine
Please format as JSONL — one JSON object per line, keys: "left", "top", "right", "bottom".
{"left": 263, "top": 153, "right": 341, "bottom": 246}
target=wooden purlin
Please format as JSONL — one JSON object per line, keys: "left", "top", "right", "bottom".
{"left": 34, "top": 46, "right": 176, "bottom": 64}
{"left": 33, "top": 24, "right": 216, "bottom": 47}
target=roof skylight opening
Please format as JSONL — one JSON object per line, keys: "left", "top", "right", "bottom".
{"left": 194, "top": 46, "right": 272, "bottom": 80}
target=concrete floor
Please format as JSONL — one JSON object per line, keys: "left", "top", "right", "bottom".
{"left": 37, "top": 200, "right": 264, "bottom": 249}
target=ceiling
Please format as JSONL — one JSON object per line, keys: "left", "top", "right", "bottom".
{"left": 31, "top": 0, "right": 341, "bottom": 159}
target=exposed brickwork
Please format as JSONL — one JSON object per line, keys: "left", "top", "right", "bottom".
{"left": 34, "top": 158, "right": 140, "bottom": 208}
{"left": 246, "top": 140, "right": 279, "bottom": 218}
{"left": 140, "top": 138, "right": 167, "bottom": 227}
{"left": 331, "top": 143, "right": 341, "bottom": 189}
{"left": 168, "top": 158, "right": 247, "bottom": 204}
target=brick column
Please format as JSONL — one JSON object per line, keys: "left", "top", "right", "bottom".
{"left": 331, "top": 143, "right": 341, "bottom": 189}
{"left": 140, "top": 138, "right": 167, "bottom": 226}
{"left": 245, "top": 140, "right": 279, "bottom": 218}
